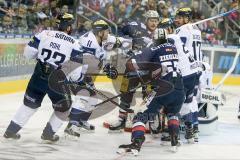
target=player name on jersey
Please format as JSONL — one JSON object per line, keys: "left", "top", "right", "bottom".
{"left": 55, "top": 33, "right": 75, "bottom": 44}
{"left": 159, "top": 54, "right": 178, "bottom": 62}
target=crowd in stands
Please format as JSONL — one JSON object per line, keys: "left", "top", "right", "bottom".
{"left": 0, "top": 0, "right": 239, "bottom": 45}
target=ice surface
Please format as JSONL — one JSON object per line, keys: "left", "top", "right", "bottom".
{"left": 0, "top": 83, "right": 240, "bottom": 160}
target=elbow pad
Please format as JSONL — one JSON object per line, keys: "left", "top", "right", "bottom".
{"left": 23, "top": 45, "right": 38, "bottom": 60}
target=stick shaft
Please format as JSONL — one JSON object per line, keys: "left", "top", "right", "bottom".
{"left": 192, "top": 8, "right": 239, "bottom": 25}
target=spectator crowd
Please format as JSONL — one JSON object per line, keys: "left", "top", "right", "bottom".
{"left": 0, "top": 0, "right": 239, "bottom": 45}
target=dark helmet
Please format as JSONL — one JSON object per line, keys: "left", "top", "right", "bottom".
{"left": 92, "top": 20, "right": 110, "bottom": 33}
{"left": 175, "top": 7, "right": 192, "bottom": 19}
{"left": 58, "top": 13, "right": 74, "bottom": 31}
{"left": 153, "top": 28, "right": 168, "bottom": 45}
{"left": 158, "top": 18, "right": 175, "bottom": 29}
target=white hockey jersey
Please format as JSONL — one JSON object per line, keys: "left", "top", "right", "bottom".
{"left": 199, "top": 62, "right": 213, "bottom": 89}
{"left": 175, "top": 23, "right": 202, "bottom": 72}
{"left": 24, "top": 30, "right": 81, "bottom": 68}
{"left": 167, "top": 34, "right": 198, "bottom": 77}
{"left": 196, "top": 62, "right": 213, "bottom": 103}
{"left": 79, "top": 31, "right": 107, "bottom": 60}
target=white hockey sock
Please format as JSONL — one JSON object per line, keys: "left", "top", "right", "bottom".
{"left": 48, "top": 112, "right": 64, "bottom": 133}
{"left": 12, "top": 104, "right": 38, "bottom": 127}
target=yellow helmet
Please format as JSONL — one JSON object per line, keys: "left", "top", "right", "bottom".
{"left": 175, "top": 7, "right": 192, "bottom": 18}
{"left": 159, "top": 18, "right": 174, "bottom": 29}
{"left": 57, "top": 13, "right": 74, "bottom": 31}
{"left": 92, "top": 20, "right": 110, "bottom": 32}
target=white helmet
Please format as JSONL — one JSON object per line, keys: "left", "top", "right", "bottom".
{"left": 145, "top": 10, "right": 159, "bottom": 21}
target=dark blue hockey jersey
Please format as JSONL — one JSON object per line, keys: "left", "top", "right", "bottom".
{"left": 120, "top": 21, "right": 152, "bottom": 50}
{"left": 133, "top": 43, "right": 183, "bottom": 89}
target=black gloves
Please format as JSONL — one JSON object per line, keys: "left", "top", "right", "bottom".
{"left": 103, "top": 63, "right": 118, "bottom": 79}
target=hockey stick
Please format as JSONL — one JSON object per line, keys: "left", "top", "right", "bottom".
{"left": 198, "top": 49, "right": 240, "bottom": 111}
{"left": 192, "top": 8, "right": 239, "bottom": 25}
{"left": 94, "top": 80, "right": 152, "bottom": 108}
{"left": 94, "top": 70, "right": 151, "bottom": 107}
{"left": 85, "top": 83, "right": 134, "bottom": 112}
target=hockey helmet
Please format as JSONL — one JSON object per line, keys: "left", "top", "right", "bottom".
{"left": 158, "top": 18, "right": 175, "bottom": 29}
{"left": 153, "top": 28, "right": 168, "bottom": 45}
{"left": 144, "top": 10, "right": 159, "bottom": 21}
{"left": 92, "top": 20, "right": 110, "bottom": 32}
{"left": 58, "top": 13, "right": 74, "bottom": 31}
{"left": 175, "top": 7, "right": 192, "bottom": 18}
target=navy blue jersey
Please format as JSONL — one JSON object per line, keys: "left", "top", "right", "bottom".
{"left": 134, "top": 43, "right": 178, "bottom": 74}
{"left": 133, "top": 43, "right": 182, "bottom": 89}
{"left": 120, "top": 21, "right": 152, "bottom": 50}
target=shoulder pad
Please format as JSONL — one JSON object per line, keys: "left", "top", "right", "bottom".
{"left": 175, "top": 28, "right": 180, "bottom": 34}
{"left": 140, "top": 23, "right": 147, "bottom": 30}
{"left": 128, "top": 21, "right": 138, "bottom": 26}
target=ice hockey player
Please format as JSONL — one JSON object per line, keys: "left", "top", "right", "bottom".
{"left": 174, "top": 7, "right": 202, "bottom": 143}
{"left": 158, "top": 17, "right": 199, "bottom": 143}
{"left": 64, "top": 19, "right": 122, "bottom": 136}
{"left": 3, "top": 13, "right": 81, "bottom": 142}
{"left": 117, "top": 29, "right": 185, "bottom": 155}
{"left": 196, "top": 61, "right": 213, "bottom": 120}
{"left": 107, "top": 10, "right": 160, "bottom": 132}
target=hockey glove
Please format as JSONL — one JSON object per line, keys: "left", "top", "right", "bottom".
{"left": 103, "top": 63, "right": 118, "bottom": 79}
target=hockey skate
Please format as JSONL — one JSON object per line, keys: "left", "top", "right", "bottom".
{"left": 193, "top": 125, "right": 199, "bottom": 142}
{"left": 64, "top": 122, "right": 81, "bottom": 138}
{"left": 170, "top": 134, "right": 181, "bottom": 153}
{"left": 161, "top": 131, "right": 181, "bottom": 148}
{"left": 64, "top": 121, "right": 95, "bottom": 137}
{"left": 160, "top": 132, "right": 171, "bottom": 145}
{"left": 41, "top": 134, "right": 59, "bottom": 143}
{"left": 149, "top": 114, "right": 162, "bottom": 137}
{"left": 108, "top": 119, "right": 126, "bottom": 133}
{"left": 185, "top": 127, "right": 194, "bottom": 144}
{"left": 3, "top": 131, "right": 21, "bottom": 140}
{"left": 117, "top": 136, "right": 145, "bottom": 156}
{"left": 108, "top": 108, "right": 130, "bottom": 133}
{"left": 78, "top": 120, "right": 95, "bottom": 133}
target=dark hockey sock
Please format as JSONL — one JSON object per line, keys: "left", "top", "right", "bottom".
{"left": 42, "top": 122, "right": 55, "bottom": 137}
{"left": 5, "top": 121, "right": 22, "bottom": 134}
{"left": 192, "top": 111, "right": 199, "bottom": 125}
{"left": 182, "top": 112, "right": 193, "bottom": 124}
{"left": 69, "top": 108, "right": 91, "bottom": 122}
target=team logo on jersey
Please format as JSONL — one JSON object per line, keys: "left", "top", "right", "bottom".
{"left": 166, "top": 48, "right": 172, "bottom": 52}
{"left": 175, "top": 29, "right": 180, "bottom": 34}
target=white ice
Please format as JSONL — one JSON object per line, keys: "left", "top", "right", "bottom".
{"left": 0, "top": 83, "right": 240, "bottom": 160}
